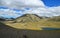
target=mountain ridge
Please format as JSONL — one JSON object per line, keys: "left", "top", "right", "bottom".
{"left": 13, "top": 14, "right": 43, "bottom": 23}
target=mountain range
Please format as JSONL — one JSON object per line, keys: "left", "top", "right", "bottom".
{"left": 0, "top": 14, "right": 60, "bottom": 30}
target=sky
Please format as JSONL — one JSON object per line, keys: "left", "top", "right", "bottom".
{"left": 42, "top": 0, "right": 60, "bottom": 7}
{"left": 0, "top": 0, "right": 60, "bottom": 18}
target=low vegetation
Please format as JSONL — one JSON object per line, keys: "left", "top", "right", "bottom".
{"left": 0, "top": 14, "right": 60, "bottom": 30}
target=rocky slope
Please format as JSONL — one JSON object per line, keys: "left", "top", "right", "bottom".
{"left": 14, "top": 14, "right": 43, "bottom": 23}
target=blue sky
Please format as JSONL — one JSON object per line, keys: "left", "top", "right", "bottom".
{"left": 0, "top": 0, "right": 60, "bottom": 18}
{"left": 42, "top": 0, "right": 60, "bottom": 7}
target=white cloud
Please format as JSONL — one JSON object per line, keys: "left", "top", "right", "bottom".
{"left": 0, "top": 0, "right": 45, "bottom": 8}
{"left": 0, "top": 0, "right": 60, "bottom": 18}
{"left": 23, "top": 6, "right": 60, "bottom": 17}
{"left": 0, "top": 8, "right": 23, "bottom": 18}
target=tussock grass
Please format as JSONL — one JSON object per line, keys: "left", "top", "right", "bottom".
{"left": 4, "top": 19, "right": 60, "bottom": 30}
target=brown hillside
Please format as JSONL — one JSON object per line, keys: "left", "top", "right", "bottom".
{"left": 14, "top": 14, "right": 43, "bottom": 23}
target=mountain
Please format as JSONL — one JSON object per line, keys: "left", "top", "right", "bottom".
{"left": 48, "top": 16, "right": 60, "bottom": 21}
{"left": 0, "top": 16, "right": 15, "bottom": 21}
{"left": 0, "top": 14, "right": 60, "bottom": 30}
{"left": 13, "top": 14, "right": 43, "bottom": 23}
{"left": 0, "top": 14, "right": 49, "bottom": 22}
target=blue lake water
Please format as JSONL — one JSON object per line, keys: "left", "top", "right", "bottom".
{"left": 43, "top": 28, "right": 60, "bottom": 30}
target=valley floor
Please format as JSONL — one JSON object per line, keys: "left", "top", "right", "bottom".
{"left": 4, "top": 19, "right": 60, "bottom": 30}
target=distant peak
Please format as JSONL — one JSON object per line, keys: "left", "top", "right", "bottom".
{"left": 13, "top": 14, "right": 42, "bottom": 23}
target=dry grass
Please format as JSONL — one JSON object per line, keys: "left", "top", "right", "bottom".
{"left": 3, "top": 19, "right": 60, "bottom": 30}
